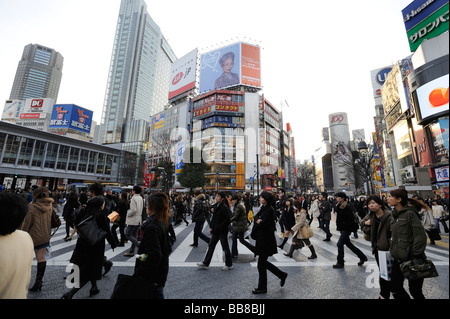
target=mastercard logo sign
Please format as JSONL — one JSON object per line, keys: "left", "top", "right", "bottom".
{"left": 429, "top": 87, "right": 449, "bottom": 107}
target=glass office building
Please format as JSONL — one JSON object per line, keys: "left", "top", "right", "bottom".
{"left": 9, "top": 44, "right": 64, "bottom": 102}
{"left": 100, "top": 0, "right": 177, "bottom": 145}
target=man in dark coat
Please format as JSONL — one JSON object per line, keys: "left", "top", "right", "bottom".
{"left": 197, "top": 192, "right": 233, "bottom": 270}
{"left": 333, "top": 192, "right": 367, "bottom": 269}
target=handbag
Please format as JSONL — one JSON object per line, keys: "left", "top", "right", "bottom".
{"left": 301, "top": 225, "right": 313, "bottom": 239}
{"left": 51, "top": 210, "right": 61, "bottom": 236}
{"left": 400, "top": 258, "right": 439, "bottom": 280}
{"left": 75, "top": 215, "right": 107, "bottom": 246}
{"left": 426, "top": 228, "right": 442, "bottom": 241}
{"left": 110, "top": 274, "right": 158, "bottom": 299}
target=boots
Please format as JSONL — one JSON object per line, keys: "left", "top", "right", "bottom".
{"left": 278, "top": 237, "right": 288, "bottom": 249}
{"left": 29, "top": 261, "right": 46, "bottom": 292}
{"left": 283, "top": 245, "right": 295, "bottom": 258}
{"left": 61, "top": 287, "right": 80, "bottom": 299}
{"left": 308, "top": 245, "right": 317, "bottom": 259}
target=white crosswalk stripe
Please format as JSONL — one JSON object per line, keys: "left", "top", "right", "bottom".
{"left": 35, "top": 217, "right": 449, "bottom": 268}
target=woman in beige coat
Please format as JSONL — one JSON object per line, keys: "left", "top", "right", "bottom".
{"left": 284, "top": 200, "right": 317, "bottom": 259}
{"left": 20, "top": 187, "right": 54, "bottom": 292}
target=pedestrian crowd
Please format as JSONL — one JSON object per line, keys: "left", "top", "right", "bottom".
{"left": 0, "top": 183, "right": 448, "bottom": 299}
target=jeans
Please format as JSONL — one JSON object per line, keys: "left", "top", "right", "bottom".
{"left": 193, "top": 221, "right": 210, "bottom": 245}
{"left": 321, "top": 219, "right": 332, "bottom": 239}
{"left": 231, "top": 231, "right": 255, "bottom": 257}
{"left": 336, "top": 231, "right": 367, "bottom": 264}
{"left": 125, "top": 225, "right": 140, "bottom": 253}
{"left": 203, "top": 233, "right": 232, "bottom": 267}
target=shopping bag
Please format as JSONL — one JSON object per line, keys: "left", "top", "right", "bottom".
{"left": 108, "top": 211, "right": 119, "bottom": 223}
{"left": 378, "top": 250, "right": 394, "bottom": 281}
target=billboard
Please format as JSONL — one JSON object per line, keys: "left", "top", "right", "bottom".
{"left": 415, "top": 73, "right": 449, "bottom": 122}
{"left": 402, "top": 0, "right": 449, "bottom": 52}
{"left": 49, "top": 104, "right": 93, "bottom": 134}
{"left": 2, "top": 100, "right": 24, "bottom": 121}
{"left": 199, "top": 42, "right": 261, "bottom": 93}
{"left": 370, "top": 66, "right": 393, "bottom": 98}
{"left": 151, "top": 113, "right": 165, "bottom": 130}
{"left": 168, "top": 49, "right": 198, "bottom": 100}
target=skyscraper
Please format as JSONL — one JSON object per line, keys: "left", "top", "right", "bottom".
{"left": 9, "top": 44, "right": 64, "bottom": 102}
{"left": 100, "top": 0, "right": 177, "bottom": 145}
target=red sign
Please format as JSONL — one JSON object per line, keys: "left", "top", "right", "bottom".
{"left": 20, "top": 113, "right": 41, "bottom": 119}
{"left": 31, "top": 99, "right": 44, "bottom": 108}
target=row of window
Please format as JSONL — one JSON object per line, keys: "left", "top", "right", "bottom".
{"left": 0, "top": 133, "right": 117, "bottom": 176}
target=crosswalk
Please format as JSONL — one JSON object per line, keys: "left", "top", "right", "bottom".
{"left": 36, "top": 215, "right": 449, "bottom": 269}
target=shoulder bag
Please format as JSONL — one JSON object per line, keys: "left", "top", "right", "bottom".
{"left": 301, "top": 225, "right": 314, "bottom": 239}
{"left": 400, "top": 258, "right": 439, "bottom": 280}
{"left": 75, "top": 215, "right": 107, "bottom": 246}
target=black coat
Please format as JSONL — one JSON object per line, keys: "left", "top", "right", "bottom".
{"left": 134, "top": 216, "right": 171, "bottom": 287}
{"left": 335, "top": 200, "right": 358, "bottom": 232}
{"left": 251, "top": 204, "right": 278, "bottom": 257}
{"left": 70, "top": 208, "right": 116, "bottom": 283}
{"left": 210, "top": 201, "right": 230, "bottom": 235}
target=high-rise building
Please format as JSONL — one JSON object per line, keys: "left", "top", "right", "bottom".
{"left": 9, "top": 44, "right": 64, "bottom": 102}
{"left": 100, "top": 0, "right": 177, "bottom": 145}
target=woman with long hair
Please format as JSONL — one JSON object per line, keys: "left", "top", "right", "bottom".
{"left": 20, "top": 187, "right": 53, "bottom": 292}
{"left": 251, "top": 191, "right": 288, "bottom": 294}
{"left": 283, "top": 200, "right": 317, "bottom": 260}
{"left": 387, "top": 188, "right": 427, "bottom": 299}
{"left": 360, "top": 195, "right": 393, "bottom": 299}
{"left": 133, "top": 192, "right": 172, "bottom": 299}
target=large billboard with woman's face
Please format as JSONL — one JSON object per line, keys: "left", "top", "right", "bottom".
{"left": 199, "top": 42, "right": 261, "bottom": 93}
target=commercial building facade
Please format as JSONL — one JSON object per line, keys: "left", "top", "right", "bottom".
{"left": 9, "top": 44, "right": 63, "bottom": 102}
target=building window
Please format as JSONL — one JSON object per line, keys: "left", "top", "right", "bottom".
{"left": 2, "top": 135, "right": 21, "bottom": 165}
{"left": 57, "top": 145, "right": 70, "bottom": 170}
{"left": 17, "top": 138, "right": 35, "bottom": 166}
{"left": 32, "top": 140, "right": 46, "bottom": 168}
{"left": 44, "top": 143, "right": 58, "bottom": 169}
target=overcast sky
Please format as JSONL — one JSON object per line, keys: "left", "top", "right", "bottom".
{"left": 0, "top": 0, "right": 414, "bottom": 161}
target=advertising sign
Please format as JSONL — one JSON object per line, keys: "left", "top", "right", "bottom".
{"left": 415, "top": 74, "right": 449, "bottom": 122}
{"left": 2, "top": 100, "right": 24, "bottom": 120}
{"left": 241, "top": 43, "right": 261, "bottom": 87}
{"left": 403, "top": 1, "right": 449, "bottom": 51}
{"left": 402, "top": 0, "right": 448, "bottom": 31}
{"left": 168, "top": 49, "right": 198, "bottom": 100}
{"left": 49, "top": 104, "right": 93, "bottom": 134}
{"left": 199, "top": 42, "right": 262, "bottom": 93}
{"left": 151, "top": 113, "right": 165, "bottom": 130}
{"left": 435, "top": 166, "right": 449, "bottom": 182}
{"left": 370, "top": 66, "right": 393, "bottom": 98}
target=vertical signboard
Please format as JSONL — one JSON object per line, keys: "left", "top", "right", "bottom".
{"left": 168, "top": 49, "right": 198, "bottom": 100}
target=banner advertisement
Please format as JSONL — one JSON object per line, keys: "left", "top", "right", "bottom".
{"left": 49, "top": 104, "right": 93, "bottom": 134}
{"left": 168, "top": 49, "right": 198, "bottom": 100}
{"left": 199, "top": 42, "right": 262, "bottom": 93}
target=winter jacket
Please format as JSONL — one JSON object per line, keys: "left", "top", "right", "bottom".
{"left": 126, "top": 194, "right": 143, "bottom": 226}
{"left": 360, "top": 209, "right": 393, "bottom": 251}
{"left": 134, "top": 216, "right": 172, "bottom": 287}
{"left": 335, "top": 199, "right": 358, "bottom": 232}
{"left": 251, "top": 204, "right": 278, "bottom": 257}
{"left": 192, "top": 194, "right": 208, "bottom": 223}
{"left": 291, "top": 210, "right": 308, "bottom": 239}
{"left": 210, "top": 201, "right": 231, "bottom": 235}
{"left": 230, "top": 202, "right": 248, "bottom": 233}
{"left": 20, "top": 197, "right": 54, "bottom": 247}
{"left": 319, "top": 200, "right": 332, "bottom": 221}
{"left": 389, "top": 206, "right": 427, "bottom": 262}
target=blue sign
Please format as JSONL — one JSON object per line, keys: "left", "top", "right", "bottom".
{"left": 375, "top": 68, "right": 393, "bottom": 86}
{"left": 402, "top": 0, "right": 448, "bottom": 31}
{"left": 49, "top": 104, "right": 93, "bottom": 134}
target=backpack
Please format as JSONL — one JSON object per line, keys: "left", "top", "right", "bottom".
{"left": 202, "top": 200, "right": 211, "bottom": 219}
